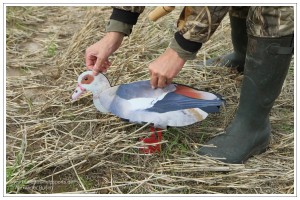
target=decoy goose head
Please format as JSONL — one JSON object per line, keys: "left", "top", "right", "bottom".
{"left": 72, "top": 71, "right": 110, "bottom": 100}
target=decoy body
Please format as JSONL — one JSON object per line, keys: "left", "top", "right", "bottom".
{"left": 72, "top": 71, "right": 224, "bottom": 153}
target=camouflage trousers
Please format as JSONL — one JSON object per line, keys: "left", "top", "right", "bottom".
{"left": 178, "top": 6, "right": 294, "bottom": 43}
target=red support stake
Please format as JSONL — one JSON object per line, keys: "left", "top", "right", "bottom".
{"left": 139, "top": 127, "right": 163, "bottom": 154}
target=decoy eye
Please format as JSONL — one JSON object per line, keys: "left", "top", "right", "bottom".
{"left": 81, "top": 75, "right": 94, "bottom": 84}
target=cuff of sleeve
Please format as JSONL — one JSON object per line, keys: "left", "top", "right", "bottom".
{"left": 169, "top": 37, "right": 199, "bottom": 60}
{"left": 110, "top": 8, "right": 140, "bottom": 25}
{"left": 174, "top": 31, "right": 202, "bottom": 52}
{"left": 106, "top": 19, "right": 133, "bottom": 36}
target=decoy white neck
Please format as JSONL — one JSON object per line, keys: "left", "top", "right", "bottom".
{"left": 88, "top": 73, "right": 111, "bottom": 95}
{"left": 90, "top": 74, "right": 111, "bottom": 113}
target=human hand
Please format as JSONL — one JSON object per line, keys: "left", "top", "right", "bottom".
{"left": 85, "top": 32, "right": 124, "bottom": 75}
{"left": 149, "top": 48, "right": 186, "bottom": 89}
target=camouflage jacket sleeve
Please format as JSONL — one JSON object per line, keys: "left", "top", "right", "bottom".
{"left": 106, "top": 6, "right": 145, "bottom": 36}
{"left": 170, "top": 6, "right": 229, "bottom": 60}
{"left": 247, "top": 6, "right": 294, "bottom": 37}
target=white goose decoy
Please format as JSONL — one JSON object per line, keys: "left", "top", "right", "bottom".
{"left": 72, "top": 71, "right": 224, "bottom": 153}
{"left": 72, "top": 71, "right": 224, "bottom": 129}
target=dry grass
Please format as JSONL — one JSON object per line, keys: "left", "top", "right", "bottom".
{"left": 6, "top": 6, "right": 294, "bottom": 194}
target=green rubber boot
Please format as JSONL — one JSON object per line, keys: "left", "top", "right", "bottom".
{"left": 205, "top": 16, "right": 248, "bottom": 72}
{"left": 198, "top": 35, "right": 294, "bottom": 164}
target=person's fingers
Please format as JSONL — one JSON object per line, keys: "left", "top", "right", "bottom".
{"left": 150, "top": 74, "right": 159, "bottom": 89}
{"left": 166, "top": 78, "right": 172, "bottom": 85}
{"left": 101, "top": 60, "right": 112, "bottom": 73}
{"left": 157, "top": 76, "right": 167, "bottom": 88}
{"left": 93, "top": 58, "right": 104, "bottom": 75}
{"left": 101, "top": 66, "right": 108, "bottom": 73}
{"left": 92, "top": 59, "right": 112, "bottom": 75}
{"left": 104, "top": 60, "right": 112, "bottom": 67}
{"left": 86, "top": 53, "right": 96, "bottom": 70}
